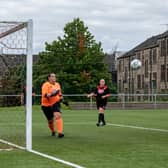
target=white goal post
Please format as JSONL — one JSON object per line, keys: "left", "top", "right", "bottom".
{"left": 0, "top": 19, "right": 33, "bottom": 150}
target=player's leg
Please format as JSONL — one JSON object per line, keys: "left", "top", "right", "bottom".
{"left": 96, "top": 101, "right": 101, "bottom": 126}
{"left": 96, "top": 100, "right": 106, "bottom": 126}
{"left": 98, "top": 107, "right": 106, "bottom": 126}
{"left": 53, "top": 102, "right": 64, "bottom": 138}
{"left": 42, "top": 106, "right": 55, "bottom": 136}
{"left": 100, "top": 107, "right": 106, "bottom": 126}
{"left": 100, "top": 100, "right": 107, "bottom": 126}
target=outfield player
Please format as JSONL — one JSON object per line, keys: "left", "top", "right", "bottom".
{"left": 41, "top": 73, "right": 64, "bottom": 138}
{"left": 21, "top": 85, "right": 35, "bottom": 105}
{"left": 88, "top": 79, "right": 111, "bottom": 126}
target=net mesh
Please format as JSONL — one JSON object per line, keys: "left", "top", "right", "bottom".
{"left": 0, "top": 22, "right": 27, "bottom": 55}
{"left": 0, "top": 21, "right": 29, "bottom": 147}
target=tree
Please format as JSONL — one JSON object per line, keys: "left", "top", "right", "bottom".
{"left": 0, "top": 65, "right": 25, "bottom": 106}
{"left": 34, "top": 18, "right": 112, "bottom": 95}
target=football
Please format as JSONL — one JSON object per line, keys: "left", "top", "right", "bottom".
{"left": 130, "top": 59, "right": 142, "bottom": 70}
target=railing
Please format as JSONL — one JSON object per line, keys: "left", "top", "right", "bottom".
{"left": 0, "top": 94, "right": 168, "bottom": 110}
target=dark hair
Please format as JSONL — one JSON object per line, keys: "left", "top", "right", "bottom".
{"left": 47, "top": 73, "right": 55, "bottom": 80}
{"left": 47, "top": 73, "right": 51, "bottom": 79}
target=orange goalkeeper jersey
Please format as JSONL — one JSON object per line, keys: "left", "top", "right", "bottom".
{"left": 41, "top": 81, "right": 62, "bottom": 106}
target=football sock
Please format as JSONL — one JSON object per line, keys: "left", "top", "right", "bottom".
{"left": 48, "top": 120, "right": 55, "bottom": 133}
{"left": 101, "top": 113, "right": 106, "bottom": 124}
{"left": 98, "top": 113, "right": 101, "bottom": 123}
{"left": 56, "top": 118, "right": 63, "bottom": 133}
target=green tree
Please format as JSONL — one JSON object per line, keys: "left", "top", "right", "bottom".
{"left": 0, "top": 65, "right": 25, "bottom": 106}
{"left": 34, "top": 18, "right": 112, "bottom": 95}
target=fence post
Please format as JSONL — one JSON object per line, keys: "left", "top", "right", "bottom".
{"left": 154, "top": 94, "right": 157, "bottom": 109}
{"left": 90, "top": 96, "right": 93, "bottom": 110}
{"left": 122, "top": 93, "right": 125, "bottom": 110}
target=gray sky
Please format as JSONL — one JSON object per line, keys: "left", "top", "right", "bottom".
{"left": 1, "top": 0, "right": 168, "bottom": 53}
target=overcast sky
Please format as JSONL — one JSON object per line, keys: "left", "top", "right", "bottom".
{"left": 1, "top": 0, "right": 168, "bottom": 54}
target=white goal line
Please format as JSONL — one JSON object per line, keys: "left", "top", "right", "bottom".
{"left": 0, "top": 138, "right": 85, "bottom": 168}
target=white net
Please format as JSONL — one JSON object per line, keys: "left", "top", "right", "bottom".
{"left": 0, "top": 22, "right": 27, "bottom": 55}
{"left": 0, "top": 20, "right": 33, "bottom": 150}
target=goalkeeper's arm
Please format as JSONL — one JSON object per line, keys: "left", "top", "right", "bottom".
{"left": 45, "top": 89, "right": 59, "bottom": 98}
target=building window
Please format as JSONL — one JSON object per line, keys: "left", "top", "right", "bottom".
{"left": 144, "top": 83, "right": 149, "bottom": 100}
{"left": 149, "top": 50, "right": 152, "bottom": 64}
{"left": 161, "top": 65, "right": 166, "bottom": 81}
{"left": 142, "top": 75, "right": 144, "bottom": 89}
{"left": 136, "top": 52, "right": 141, "bottom": 60}
{"left": 153, "top": 72, "right": 157, "bottom": 89}
{"left": 142, "top": 54, "right": 144, "bottom": 66}
{"left": 152, "top": 48, "right": 157, "bottom": 64}
{"left": 145, "top": 60, "right": 148, "bottom": 78}
{"left": 119, "top": 60, "right": 122, "bottom": 72}
{"left": 137, "top": 75, "right": 141, "bottom": 89}
{"left": 124, "top": 67, "right": 128, "bottom": 83}
{"left": 119, "top": 80, "right": 122, "bottom": 92}
{"left": 161, "top": 39, "right": 166, "bottom": 57}
{"left": 153, "top": 72, "right": 157, "bottom": 80}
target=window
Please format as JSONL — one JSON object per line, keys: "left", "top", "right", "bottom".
{"left": 119, "top": 60, "right": 122, "bottom": 72}
{"left": 136, "top": 52, "right": 141, "bottom": 60}
{"left": 142, "top": 75, "right": 144, "bottom": 89}
{"left": 152, "top": 48, "right": 157, "bottom": 64}
{"left": 137, "top": 75, "right": 141, "bottom": 89}
{"left": 161, "top": 65, "right": 166, "bottom": 81}
{"left": 124, "top": 67, "right": 128, "bottom": 83}
{"left": 119, "top": 80, "right": 122, "bottom": 92}
{"left": 153, "top": 72, "right": 157, "bottom": 80}
{"left": 145, "top": 60, "right": 148, "bottom": 78}
{"left": 153, "top": 72, "right": 157, "bottom": 89}
{"left": 149, "top": 50, "right": 152, "bottom": 64}
{"left": 161, "top": 39, "right": 166, "bottom": 57}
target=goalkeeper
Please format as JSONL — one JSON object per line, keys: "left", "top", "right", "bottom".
{"left": 88, "top": 79, "right": 111, "bottom": 126}
{"left": 41, "top": 73, "right": 65, "bottom": 138}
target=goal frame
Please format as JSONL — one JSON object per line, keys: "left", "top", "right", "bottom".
{"left": 0, "top": 19, "right": 33, "bottom": 151}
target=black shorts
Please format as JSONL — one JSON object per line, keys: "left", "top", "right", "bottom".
{"left": 42, "top": 102, "right": 61, "bottom": 120}
{"left": 96, "top": 100, "right": 107, "bottom": 110}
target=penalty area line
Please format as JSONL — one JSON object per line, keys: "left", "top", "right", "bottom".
{"left": 65, "top": 122, "right": 168, "bottom": 133}
{"left": 0, "top": 138, "right": 85, "bottom": 168}
{"left": 107, "top": 123, "right": 168, "bottom": 133}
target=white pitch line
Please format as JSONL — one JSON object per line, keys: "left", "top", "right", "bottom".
{"left": 107, "top": 123, "right": 168, "bottom": 133}
{"left": 29, "top": 149, "right": 85, "bottom": 168}
{"left": 0, "top": 138, "right": 85, "bottom": 168}
{"left": 65, "top": 122, "right": 168, "bottom": 133}
{"left": 0, "top": 148, "right": 13, "bottom": 151}
{"left": 0, "top": 139, "right": 25, "bottom": 150}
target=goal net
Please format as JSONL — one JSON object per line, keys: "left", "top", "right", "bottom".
{"left": 0, "top": 20, "right": 33, "bottom": 150}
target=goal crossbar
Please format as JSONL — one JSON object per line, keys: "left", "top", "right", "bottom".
{"left": 0, "top": 22, "right": 27, "bottom": 39}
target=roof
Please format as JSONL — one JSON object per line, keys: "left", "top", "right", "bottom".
{"left": 118, "top": 30, "right": 168, "bottom": 59}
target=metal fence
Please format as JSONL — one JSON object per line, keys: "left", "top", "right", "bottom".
{"left": 0, "top": 94, "right": 168, "bottom": 110}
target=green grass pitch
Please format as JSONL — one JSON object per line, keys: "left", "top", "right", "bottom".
{"left": 0, "top": 106, "right": 168, "bottom": 168}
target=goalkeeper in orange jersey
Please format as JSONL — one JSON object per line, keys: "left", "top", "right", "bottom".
{"left": 88, "top": 79, "right": 111, "bottom": 126}
{"left": 41, "top": 73, "right": 64, "bottom": 138}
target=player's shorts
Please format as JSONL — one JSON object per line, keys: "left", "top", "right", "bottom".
{"left": 42, "top": 106, "right": 53, "bottom": 120}
{"left": 96, "top": 100, "right": 107, "bottom": 110}
{"left": 42, "top": 102, "right": 61, "bottom": 120}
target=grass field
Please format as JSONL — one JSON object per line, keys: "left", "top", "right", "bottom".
{"left": 0, "top": 106, "right": 168, "bottom": 168}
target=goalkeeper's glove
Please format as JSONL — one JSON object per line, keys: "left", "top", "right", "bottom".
{"left": 62, "top": 100, "right": 69, "bottom": 106}
{"left": 45, "top": 89, "right": 59, "bottom": 98}
{"left": 50, "top": 89, "right": 59, "bottom": 97}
